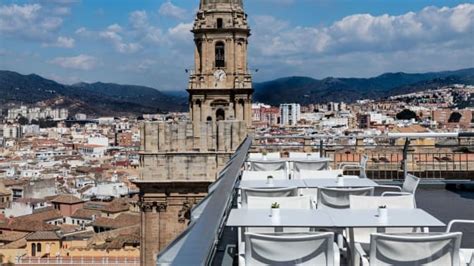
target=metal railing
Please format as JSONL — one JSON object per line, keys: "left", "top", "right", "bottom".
{"left": 17, "top": 256, "right": 139, "bottom": 265}
{"left": 156, "top": 137, "right": 252, "bottom": 265}
{"left": 252, "top": 134, "right": 474, "bottom": 180}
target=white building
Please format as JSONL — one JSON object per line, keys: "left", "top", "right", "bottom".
{"left": 280, "top": 103, "right": 301, "bottom": 126}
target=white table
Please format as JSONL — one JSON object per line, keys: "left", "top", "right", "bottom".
{"left": 325, "top": 208, "right": 445, "bottom": 265}
{"left": 238, "top": 179, "right": 306, "bottom": 189}
{"left": 226, "top": 208, "right": 334, "bottom": 227}
{"left": 303, "top": 178, "right": 379, "bottom": 188}
{"left": 226, "top": 208, "right": 445, "bottom": 266}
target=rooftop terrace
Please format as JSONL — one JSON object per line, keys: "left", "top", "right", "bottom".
{"left": 156, "top": 134, "right": 474, "bottom": 265}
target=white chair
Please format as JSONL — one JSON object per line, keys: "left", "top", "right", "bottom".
{"left": 317, "top": 187, "right": 374, "bottom": 209}
{"left": 247, "top": 195, "right": 313, "bottom": 210}
{"left": 380, "top": 173, "right": 420, "bottom": 197}
{"left": 298, "top": 169, "right": 343, "bottom": 179}
{"left": 289, "top": 152, "right": 321, "bottom": 159}
{"left": 240, "top": 187, "right": 298, "bottom": 208}
{"left": 358, "top": 232, "right": 463, "bottom": 266}
{"left": 349, "top": 195, "right": 418, "bottom": 265}
{"left": 338, "top": 155, "right": 368, "bottom": 178}
{"left": 248, "top": 153, "right": 263, "bottom": 160}
{"left": 243, "top": 232, "right": 340, "bottom": 266}
{"left": 293, "top": 160, "right": 330, "bottom": 179}
{"left": 248, "top": 160, "right": 287, "bottom": 172}
{"left": 241, "top": 170, "right": 287, "bottom": 181}
{"left": 447, "top": 220, "right": 474, "bottom": 266}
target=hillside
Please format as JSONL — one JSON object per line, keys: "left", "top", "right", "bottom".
{"left": 253, "top": 68, "right": 474, "bottom": 105}
{"left": 0, "top": 70, "right": 187, "bottom": 116}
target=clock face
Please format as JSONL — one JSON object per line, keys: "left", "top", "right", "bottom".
{"left": 214, "top": 69, "right": 226, "bottom": 82}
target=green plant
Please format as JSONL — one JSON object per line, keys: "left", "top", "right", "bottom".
{"left": 262, "top": 150, "right": 268, "bottom": 156}
{"left": 271, "top": 202, "right": 280, "bottom": 209}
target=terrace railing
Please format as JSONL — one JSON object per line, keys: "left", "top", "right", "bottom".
{"left": 253, "top": 134, "right": 474, "bottom": 180}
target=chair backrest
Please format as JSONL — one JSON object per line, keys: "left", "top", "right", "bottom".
{"left": 293, "top": 160, "right": 330, "bottom": 179}
{"left": 298, "top": 169, "right": 343, "bottom": 179}
{"left": 369, "top": 232, "right": 462, "bottom": 266}
{"left": 248, "top": 153, "right": 263, "bottom": 160}
{"left": 360, "top": 155, "right": 368, "bottom": 178}
{"left": 350, "top": 195, "right": 415, "bottom": 210}
{"left": 349, "top": 195, "right": 416, "bottom": 243}
{"left": 245, "top": 232, "right": 336, "bottom": 266}
{"left": 289, "top": 152, "right": 321, "bottom": 159}
{"left": 266, "top": 152, "right": 281, "bottom": 160}
{"left": 247, "top": 196, "right": 312, "bottom": 210}
{"left": 318, "top": 187, "right": 374, "bottom": 209}
{"left": 249, "top": 160, "right": 287, "bottom": 172}
{"left": 402, "top": 174, "right": 420, "bottom": 194}
{"left": 241, "top": 170, "right": 287, "bottom": 181}
{"left": 241, "top": 187, "right": 299, "bottom": 207}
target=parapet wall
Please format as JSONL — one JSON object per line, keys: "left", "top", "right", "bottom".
{"left": 139, "top": 120, "right": 247, "bottom": 181}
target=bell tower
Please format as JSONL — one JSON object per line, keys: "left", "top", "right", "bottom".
{"left": 188, "top": 0, "right": 253, "bottom": 130}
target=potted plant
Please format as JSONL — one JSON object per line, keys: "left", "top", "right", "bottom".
{"left": 336, "top": 174, "right": 344, "bottom": 186}
{"left": 271, "top": 202, "right": 280, "bottom": 218}
{"left": 262, "top": 150, "right": 268, "bottom": 160}
{"left": 378, "top": 205, "right": 388, "bottom": 222}
{"left": 266, "top": 175, "right": 274, "bottom": 185}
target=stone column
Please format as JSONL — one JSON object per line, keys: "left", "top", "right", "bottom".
{"left": 139, "top": 200, "right": 167, "bottom": 266}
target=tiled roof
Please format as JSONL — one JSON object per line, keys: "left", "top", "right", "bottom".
{"left": 92, "top": 213, "right": 139, "bottom": 229}
{"left": 51, "top": 194, "right": 84, "bottom": 204}
{"left": 26, "top": 231, "right": 61, "bottom": 241}
{"left": 0, "top": 230, "right": 28, "bottom": 242}
{"left": 102, "top": 198, "right": 130, "bottom": 213}
{"left": 71, "top": 208, "right": 101, "bottom": 219}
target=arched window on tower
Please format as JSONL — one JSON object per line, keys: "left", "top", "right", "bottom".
{"left": 216, "top": 109, "right": 225, "bottom": 121}
{"left": 215, "top": 42, "right": 225, "bottom": 68}
{"left": 217, "top": 18, "right": 223, "bottom": 29}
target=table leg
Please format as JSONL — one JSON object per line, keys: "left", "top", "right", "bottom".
{"left": 349, "top": 228, "right": 355, "bottom": 266}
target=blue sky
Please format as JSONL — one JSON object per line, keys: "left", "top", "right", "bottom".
{"left": 0, "top": 0, "right": 473, "bottom": 91}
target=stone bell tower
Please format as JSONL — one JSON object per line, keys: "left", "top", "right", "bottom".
{"left": 188, "top": 0, "right": 253, "bottom": 131}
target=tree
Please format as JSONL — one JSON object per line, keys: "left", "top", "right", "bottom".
{"left": 448, "top": 112, "right": 462, "bottom": 123}
{"left": 396, "top": 109, "right": 417, "bottom": 120}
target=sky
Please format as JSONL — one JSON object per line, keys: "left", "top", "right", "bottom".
{"left": 0, "top": 0, "right": 473, "bottom": 91}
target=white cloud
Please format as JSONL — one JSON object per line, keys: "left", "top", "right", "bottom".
{"left": 0, "top": 3, "right": 68, "bottom": 41}
{"left": 159, "top": 1, "right": 187, "bottom": 20}
{"left": 43, "top": 36, "right": 75, "bottom": 48}
{"left": 168, "top": 22, "right": 193, "bottom": 41}
{"left": 99, "top": 24, "right": 142, "bottom": 54}
{"left": 252, "top": 4, "right": 474, "bottom": 58}
{"left": 50, "top": 54, "right": 99, "bottom": 70}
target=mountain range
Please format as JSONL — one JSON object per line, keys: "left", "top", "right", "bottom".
{"left": 0, "top": 68, "right": 473, "bottom": 116}
{"left": 253, "top": 68, "right": 474, "bottom": 105}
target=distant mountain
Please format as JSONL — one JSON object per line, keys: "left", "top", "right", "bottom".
{"left": 253, "top": 68, "right": 474, "bottom": 105}
{"left": 1, "top": 68, "right": 473, "bottom": 116}
{"left": 0, "top": 70, "right": 187, "bottom": 116}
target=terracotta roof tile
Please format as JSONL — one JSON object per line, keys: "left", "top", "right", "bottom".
{"left": 92, "top": 213, "right": 139, "bottom": 229}
{"left": 26, "top": 231, "right": 61, "bottom": 241}
{"left": 51, "top": 194, "right": 84, "bottom": 204}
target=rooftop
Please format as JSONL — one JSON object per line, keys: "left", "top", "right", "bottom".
{"left": 156, "top": 135, "right": 474, "bottom": 265}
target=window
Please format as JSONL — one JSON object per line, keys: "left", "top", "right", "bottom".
{"left": 215, "top": 42, "right": 225, "bottom": 68}
{"left": 216, "top": 109, "right": 225, "bottom": 121}
{"left": 32, "top": 243, "right": 36, "bottom": 256}
{"left": 37, "top": 243, "right": 42, "bottom": 252}
{"left": 217, "top": 18, "right": 223, "bottom": 28}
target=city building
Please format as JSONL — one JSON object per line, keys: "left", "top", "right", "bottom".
{"left": 280, "top": 103, "right": 301, "bottom": 126}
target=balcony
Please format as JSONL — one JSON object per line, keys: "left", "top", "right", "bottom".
{"left": 156, "top": 134, "right": 474, "bottom": 265}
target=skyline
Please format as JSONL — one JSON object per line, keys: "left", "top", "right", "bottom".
{"left": 0, "top": 0, "right": 473, "bottom": 91}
